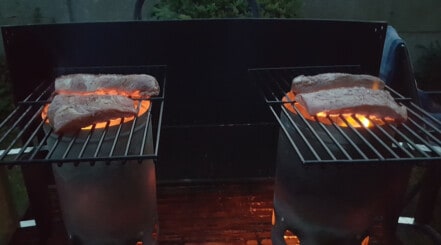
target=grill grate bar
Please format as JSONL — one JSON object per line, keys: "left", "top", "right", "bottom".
{"left": 124, "top": 111, "right": 139, "bottom": 157}
{"left": 93, "top": 122, "right": 111, "bottom": 158}
{"left": 12, "top": 119, "right": 45, "bottom": 162}
{"left": 45, "top": 135, "right": 61, "bottom": 162}
{"left": 260, "top": 70, "right": 290, "bottom": 104}
{"left": 108, "top": 118, "right": 125, "bottom": 157}
{"left": 250, "top": 66, "right": 441, "bottom": 165}
{"left": 28, "top": 124, "right": 51, "bottom": 161}
{"left": 407, "top": 107, "right": 441, "bottom": 146}
{"left": 373, "top": 122, "right": 416, "bottom": 158}
{"left": 270, "top": 105, "right": 306, "bottom": 163}
{"left": 0, "top": 106, "right": 33, "bottom": 148}
{"left": 0, "top": 105, "right": 26, "bottom": 130}
{"left": 316, "top": 118, "right": 353, "bottom": 159}
{"left": 341, "top": 115, "right": 385, "bottom": 160}
{"left": 2, "top": 154, "right": 159, "bottom": 166}
{"left": 61, "top": 133, "right": 77, "bottom": 159}
{"left": 0, "top": 104, "right": 45, "bottom": 161}
{"left": 329, "top": 117, "right": 370, "bottom": 159}
{"left": 283, "top": 105, "right": 322, "bottom": 160}
{"left": 140, "top": 108, "right": 152, "bottom": 156}
{"left": 14, "top": 81, "right": 53, "bottom": 105}
{"left": 354, "top": 116, "right": 400, "bottom": 158}
{"left": 401, "top": 121, "right": 441, "bottom": 157}
{"left": 154, "top": 77, "right": 166, "bottom": 157}
{"left": 388, "top": 124, "right": 431, "bottom": 158}
{"left": 77, "top": 126, "right": 96, "bottom": 159}
{"left": 0, "top": 65, "right": 166, "bottom": 167}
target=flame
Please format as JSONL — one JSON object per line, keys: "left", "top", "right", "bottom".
{"left": 357, "top": 115, "right": 372, "bottom": 128}
{"left": 361, "top": 236, "right": 370, "bottom": 245}
{"left": 282, "top": 92, "right": 388, "bottom": 128}
{"left": 272, "top": 210, "right": 370, "bottom": 245}
{"left": 41, "top": 94, "right": 150, "bottom": 130}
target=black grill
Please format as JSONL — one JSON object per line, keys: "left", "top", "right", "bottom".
{"left": 2, "top": 20, "right": 440, "bottom": 244}
{"left": 0, "top": 65, "right": 166, "bottom": 167}
{"left": 250, "top": 66, "right": 441, "bottom": 165}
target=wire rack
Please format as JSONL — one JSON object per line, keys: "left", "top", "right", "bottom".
{"left": 249, "top": 66, "right": 441, "bottom": 165}
{"left": 0, "top": 65, "right": 166, "bottom": 167}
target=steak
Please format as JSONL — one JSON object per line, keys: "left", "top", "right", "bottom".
{"left": 55, "top": 74, "right": 160, "bottom": 98}
{"left": 295, "top": 87, "right": 407, "bottom": 122}
{"left": 47, "top": 94, "right": 137, "bottom": 134}
{"left": 291, "top": 73, "right": 385, "bottom": 94}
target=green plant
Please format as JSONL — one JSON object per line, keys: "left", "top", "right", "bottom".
{"left": 151, "top": 0, "right": 302, "bottom": 19}
{"left": 415, "top": 41, "right": 441, "bottom": 91}
{"left": 33, "top": 7, "right": 43, "bottom": 24}
{"left": 258, "top": 0, "right": 302, "bottom": 18}
{"left": 152, "top": 0, "right": 250, "bottom": 19}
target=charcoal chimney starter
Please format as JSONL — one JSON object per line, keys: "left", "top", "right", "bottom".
{"left": 43, "top": 96, "right": 158, "bottom": 245}
{"left": 270, "top": 91, "right": 413, "bottom": 244}
{"left": 249, "top": 67, "right": 429, "bottom": 245}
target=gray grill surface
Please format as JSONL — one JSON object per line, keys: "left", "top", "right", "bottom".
{"left": 250, "top": 66, "right": 441, "bottom": 165}
{"left": 0, "top": 65, "right": 166, "bottom": 167}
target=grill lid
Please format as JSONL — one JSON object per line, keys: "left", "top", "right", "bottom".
{"left": 250, "top": 66, "right": 441, "bottom": 165}
{"left": 0, "top": 65, "right": 166, "bottom": 167}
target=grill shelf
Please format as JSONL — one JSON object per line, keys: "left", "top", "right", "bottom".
{"left": 0, "top": 65, "right": 166, "bottom": 167}
{"left": 250, "top": 66, "right": 441, "bottom": 165}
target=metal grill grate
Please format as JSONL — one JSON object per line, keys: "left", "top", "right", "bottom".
{"left": 0, "top": 65, "right": 166, "bottom": 167}
{"left": 250, "top": 66, "right": 441, "bottom": 164}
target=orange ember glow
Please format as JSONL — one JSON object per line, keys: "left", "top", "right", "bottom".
{"left": 362, "top": 236, "right": 370, "bottom": 245}
{"left": 272, "top": 209, "right": 370, "bottom": 245}
{"left": 56, "top": 89, "right": 145, "bottom": 99}
{"left": 280, "top": 232, "right": 369, "bottom": 245}
{"left": 283, "top": 92, "right": 391, "bottom": 128}
{"left": 41, "top": 91, "right": 151, "bottom": 130}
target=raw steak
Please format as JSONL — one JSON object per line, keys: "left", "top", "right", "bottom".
{"left": 291, "top": 73, "right": 385, "bottom": 94}
{"left": 55, "top": 74, "right": 160, "bottom": 98}
{"left": 47, "top": 94, "right": 137, "bottom": 134}
{"left": 295, "top": 87, "right": 407, "bottom": 122}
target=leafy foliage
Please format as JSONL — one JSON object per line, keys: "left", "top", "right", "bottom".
{"left": 151, "top": 0, "right": 302, "bottom": 19}
{"left": 258, "top": 0, "right": 302, "bottom": 18}
{"left": 415, "top": 41, "right": 441, "bottom": 91}
{"left": 152, "top": 0, "right": 249, "bottom": 19}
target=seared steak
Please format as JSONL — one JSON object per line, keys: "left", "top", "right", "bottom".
{"left": 291, "top": 73, "right": 385, "bottom": 94}
{"left": 47, "top": 94, "right": 137, "bottom": 134}
{"left": 55, "top": 74, "right": 160, "bottom": 98}
{"left": 295, "top": 87, "right": 407, "bottom": 122}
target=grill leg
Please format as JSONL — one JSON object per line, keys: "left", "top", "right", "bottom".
{"left": 272, "top": 199, "right": 365, "bottom": 245}
{"left": 414, "top": 163, "right": 441, "bottom": 224}
{"left": 271, "top": 208, "right": 288, "bottom": 245}
{"left": 21, "top": 164, "right": 53, "bottom": 244}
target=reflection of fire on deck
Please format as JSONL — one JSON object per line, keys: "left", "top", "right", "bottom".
{"left": 155, "top": 180, "right": 382, "bottom": 244}
{"left": 157, "top": 180, "right": 275, "bottom": 244}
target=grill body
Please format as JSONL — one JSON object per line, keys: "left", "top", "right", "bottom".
{"left": 6, "top": 20, "right": 427, "bottom": 244}
{"left": 45, "top": 114, "right": 158, "bottom": 245}
{"left": 251, "top": 65, "right": 441, "bottom": 244}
